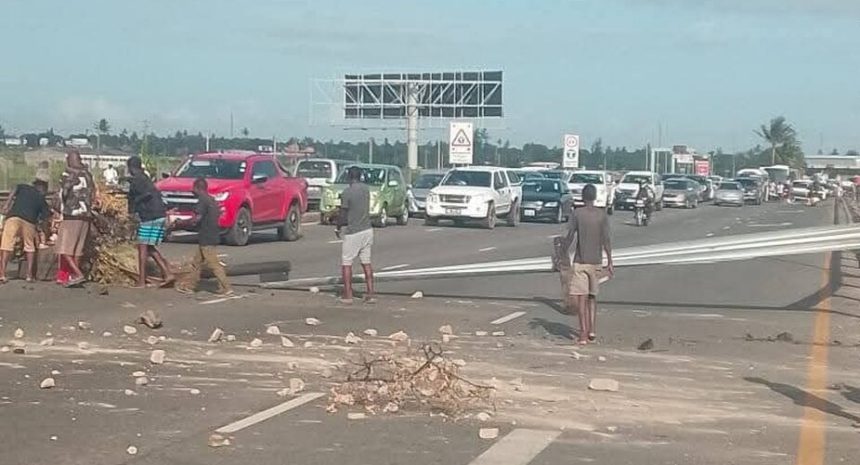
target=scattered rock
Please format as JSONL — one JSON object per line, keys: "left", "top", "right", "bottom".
{"left": 452, "top": 359, "right": 467, "bottom": 367}
{"left": 249, "top": 338, "right": 263, "bottom": 348}
{"left": 146, "top": 336, "right": 159, "bottom": 345}
{"left": 266, "top": 325, "right": 281, "bottom": 336}
{"left": 121, "top": 302, "right": 136, "bottom": 309}
{"left": 50, "top": 435, "right": 58, "bottom": 441}
{"left": 51, "top": 369, "right": 60, "bottom": 375}
{"left": 510, "top": 377, "right": 526, "bottom": 392}
{"left": 597, "top": 356, "right": 607, "bottom": 362}
{"left": 132, "top": 371, "right": 146, "bottom": 377}
{"left": 126, "top": 446, "right": 138, "bottom": 455}
{"left": 102, "top": 331, "right": 113, "bottom": 337}
{"left": 208, "top": 434, "right": 231, "bottom": 448}
{"left": 362, "top": 328, "right": 378, "bottom": 337}
{"left": 388, "top": 331, "right": 409, "bottom": 342}
{"left": 205, "top": 350, "right": 215, "bottom": 356}
{"left": 411, "top": 291, "right": 424, "bottom": 299}
{"left": 226, "top": 334, "right": 237, "bottom": 342}
{"left": 347, "top": 412, "right": 366, "bottom": 420}
{"left": 442, "top": 334, "right": 452, "bottom": 343}
{"left": 637, "top": 338, "right": 654, "bottom": 351}
{"left": 475, "top": 412, "right": 492, "bottom": 422}
{"left": 180, "top": 329, "right": 192, "bottom": 336}
{"left": 280, "top": 336, "right": 295, "bottom": 348}
{"left": 149, "top": 350, "right": 166, "bottom": 365}
{"left": 305, "top": 317, "right": 321, "bottom": 326}
{"left": 276, "top": 388, "right": 290, "bottom": 397}
{"left": 289, "top": 378, "right": 305, "bottom": 394}
{"left": 208, "top": 328, "right": 224, "bottom": 343}
{"left": 189, "top": 388, "right": 201, "bottom": 395}
{"left": 0, "top": 346, "right": 9, "bottom": 353}
{"left": 588, "top": 378, "right": 620, "bottom": 392}
{"left": 344, "top": 332, "right": 361, "bottom": 344}
{"left": 12, "top": 347, "right": 25, "bottom": 354}
{"left": 40, "top": 377, "right": 56, "bottom": 389}
{"left": 479, "top": 428, "right": 499, "bottom": 439}
{"left": 77, "top": 342, "right": 90, "bottom": 351}
{"left": 320, "top": 368, "right": 334, "bottom": 379}
{"left": 124, "top": 389, "right": 138, "bottom": 396}
{"left": 606, "top": 426, "right": 618, "bottom": 433}
{"left": 775, "top": 332, "right": 794, "bottom": 343}
{"left": 309, "top": 287, "right": 320, "bottom": 294}
{"left": 123, "top": 325, "right": 137, "bottom": 335}
{"left": 14, "top": 328, "right": 24, "bottom": 339}
{"left": 475, "top": 331, "right": 489, "bottom": 337}
{"left": 135, "top": 376, "right": 149, "bottom": 386}
{"left": 438, "top": 325, "right": 453, "bottom": 335}
{"left": 137, "top": 310, "right": 163, "bottom": 329}
{"left": 383, "top": 402, "right": 400, "bottom": 413}
{"left": 287, "top": 362, "right": 299, "bottom": 370}
{"left": 570, "top": 351, "right": 583, "bottom": 360}
{"left": 77, "top": 321, "right": 92, "bottom": 331}
{"left": 491, "top": 331, "right": 505, "bottom": 337}
{"left": 97, "top": 286, "right": 109, "bottom": 296}
{"left": 40, "top": 338, "right": 54, "bottom": 347}
{"left": 303, "top": 341, "right": 314, "bottom": 348}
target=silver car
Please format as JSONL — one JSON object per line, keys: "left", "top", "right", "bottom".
{"left": 713, "top": 181, "right": 744, "bottom": 207}
{"left": 408, "top": 169, "right": 448, "bottom": 216}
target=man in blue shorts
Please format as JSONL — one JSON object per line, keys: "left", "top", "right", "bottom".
{"left": 127, "top": 156, "right": 174, "bottom": 288}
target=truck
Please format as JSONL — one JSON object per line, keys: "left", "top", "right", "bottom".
{"left": 156, "top": 151, "right": 308, "bottom": 246}
{"left": 614, "top": 171, "right": 665, "bottom": 211}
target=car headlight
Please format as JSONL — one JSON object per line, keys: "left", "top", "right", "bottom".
{"left": 427, "top": 192, "right": 438, "bottom": 203}
{"left": 213, "top": 192, "right": 230, "bottom": 202}
{"left": 544, "top": 201, "right": 559, "bottom": 207}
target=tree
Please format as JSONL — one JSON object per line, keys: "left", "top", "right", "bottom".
{"left": 846, "top": 150, "right": 859, "bottom": 156}
{"left": 97, "top": 118, "right": 111, "bottom": 134}
{"left": 0, "top": 124, "right": 5, "bottom": 139}
{"left": 755, "top": 116, "right": 797, "bottom": 165}
{"left": 241, "top": 127, "right": 250, "bottom": 137}
{"left": 830, "top": 148, "right": 840, "bottom": 156}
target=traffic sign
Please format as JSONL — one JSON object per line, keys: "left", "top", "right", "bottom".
{"left": 562, "top": 134, "right": 579, "bottom": 169}
{"left": 449, "top": 122, "right": 473, "bottom": 165}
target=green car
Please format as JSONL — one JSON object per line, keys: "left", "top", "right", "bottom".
{"left": 319, "top": 163, "right": 409, "bottom": 227}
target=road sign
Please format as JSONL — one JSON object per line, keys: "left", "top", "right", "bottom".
{"left": 449, "top": 122, "right": 473, "bottom": 165}
{"left": 562, "top": 134, "right": 579, "bottom": 169}
{"left": 694, "top": 160, "right": 710, "bottom": 176}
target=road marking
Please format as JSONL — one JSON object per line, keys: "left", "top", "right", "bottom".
{"left": 491, "top": 311, "right": 527, "bottom": 325}
{"left": 479, "top": 247, "right": 497, "bottom": 252}
{"left": 795, "top": 251, "right": 832, "bottom": 465}
{"left": 382, "top": 264, "right": 410, "bottom": 271}
{"left": 748, "top": 222, "right": 793, "bottom": 228}
{"left": 199, "top": 294, "right": 248, "bottom": 305}
{"left": 426, "top": 228, "right": 441, "bottom": 232}
{"left": 547, "top": 234, "right": 561, "bottom": 239}
{"left": 172, "top": 231, "right": 196, "bottom": 237}
{"left": 467, "top": 429, "right": 561, "bottom": 465}
{"left": 705, "top": 232, "right": 715, "bottom": 237}
{"left": 301, "top": 221, "right": 319, "bottom": 226}
{"left": 328, "top": 240, "right": 343, "bottom": 244}
{"left": 215, "top": 392, "right": 325, "bottom": 434}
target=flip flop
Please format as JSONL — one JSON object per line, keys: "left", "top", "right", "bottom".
{"left": 64, "top": 276, "right": 85, "bottom": 288}
{"left": 588, "top": 333, "right": 597, "bottom": 343}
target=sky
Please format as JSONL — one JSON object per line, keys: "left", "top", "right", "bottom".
{"left": 1, "top": 0, "right": 859, "bottom": 152}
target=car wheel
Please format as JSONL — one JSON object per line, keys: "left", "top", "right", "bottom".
{"left": 225, "top": 207, "right": 252, "bottom": 246}
{"left": 506, "top": 201, "right": 519, "bottom": 227}
{"left": 553, "top": 207, "right": 563, "bottom": 224}
{"left": 482, "top": 202, "right": 496, "bottom": 230}
{"left": 277, "top": 202, "right": 302, "bottom": 242}
{"left": 424, "top": 216, "right": 439, "bottom": 226}
{"left": 375, "top": 204, "right": 388, "bottom": 228}
{"left": 396, "top": 201, "right": 408, "bottom": 226}
{"left": 692, "top": 198, "right": 698, "bottom": 209}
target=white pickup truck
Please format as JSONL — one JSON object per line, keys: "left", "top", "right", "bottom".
{"left": 567, "top": 170, "right": 616, "bottom": 214}
{"left": 613, "top": 171, "right": 665, "bottom": 211}
{"left": 425, "top": 166, "right": 522, "bottom": 229}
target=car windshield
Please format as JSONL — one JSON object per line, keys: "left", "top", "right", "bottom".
{"left": 442, "top": 170, "right": 492, "bottom": 187}
{"left": 621, "top": 174, "right": 651, "bottom": 184}
{"left": 175, "top": 158, "right": 246, "bottom": 179}
{"left": 736, "top": 178, "right": 757, "bottom": 188}
{"left": 523, "top": 180, "right": 562, "bottom": 193}
{"left": 413, "top": 174, "right": 445, "bottom": 189}
{"left": 542, "top": 171, "right": 565, "bottom": 180}
{"left": 296, "top": 161, "right": 332, "bottom": 179}
{"left": 664, "top": 180, "right": 688, "bottom": 190}
{"left": 335, "top": 167, "right": 386, "bottom": 185}
{"left": 572, "top": 173, "right": 603, "bottom": 183}
{"left": 719, "top": 182, "right": 741, "bottom": 190}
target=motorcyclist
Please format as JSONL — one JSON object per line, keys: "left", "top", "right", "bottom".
{"left": 635, "top": 179, "right": 656, "bottom": 220}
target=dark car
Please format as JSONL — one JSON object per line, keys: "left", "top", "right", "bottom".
{"left": 661, "top": 178, "right": 701, "bottom": 208}
{"left": 735, "top": 177, "right": 764, "bottom": 205}
{"left": 520, "top": 179, "right": 573, "bottom": 223}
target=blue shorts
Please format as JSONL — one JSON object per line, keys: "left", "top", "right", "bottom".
{"left": 138, "top": 218, "right": 166, "bottom": 246}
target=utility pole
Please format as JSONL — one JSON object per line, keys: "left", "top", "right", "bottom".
{"left": 368, "top": 137, "right": 374, "bottom": 163}
{"left": 230, "top": 111, "right": 234, "bottom": 138}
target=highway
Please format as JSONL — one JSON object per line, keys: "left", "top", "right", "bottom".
{"left": 1, "top": 199, "right": 859, "bottom": 465}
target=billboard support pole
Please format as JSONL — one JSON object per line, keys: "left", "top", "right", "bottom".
{"left": 406, "top": 83, "right": 419, "bottom": 181}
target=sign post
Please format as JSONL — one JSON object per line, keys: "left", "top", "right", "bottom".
{"left": 449, "top": 122, "right": 474, "bottom": 165}
{"left": 562, "top": 134, "right": 580, "bottom": 169}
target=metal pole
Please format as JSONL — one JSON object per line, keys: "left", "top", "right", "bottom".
{"left": 406, "top": 83, "right": 419, "bottom": 181}
{"left": 369, "top": 137, "right": 374, "bottom": 164}
{"left": 437, "top": 140, "right": 441, "bottom": 169}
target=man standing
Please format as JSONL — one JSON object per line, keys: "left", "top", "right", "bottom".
{"left": 103, "top": 164, "right": 119, "bottom": 186}
{"left": 560, "top": 184, "right": 613, "bottom": 345}
{"left": 174, "top": 178, "right": 232, "bottom": 296}
{"left": 336, "top": 167, "right": 375, "bottom": 304}
{"left": 127, "top": 156, "right": 173, "bottom": 288}
{"left": 0, "top": 180, "right": 50, "bottom": 282}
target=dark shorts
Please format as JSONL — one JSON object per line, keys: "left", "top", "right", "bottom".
{"left": 138, "top": 218, "right": 166, "bottom": 246}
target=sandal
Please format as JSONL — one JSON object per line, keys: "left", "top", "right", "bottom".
{"left": 65, "top": 276, "right": 86, "bottom": 288}
{"left": 588, "top": 333, "right": 597, "bottom": 343}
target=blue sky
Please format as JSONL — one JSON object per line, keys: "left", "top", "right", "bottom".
{"left": 1, "top": 0, "right": 858, "bottom": 152}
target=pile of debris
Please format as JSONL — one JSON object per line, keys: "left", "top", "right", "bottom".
{"left": 327, "top": 343, "right": 494, "bottom": 417}
{"left": 85, "top": 190, "right": 144, "bottom": 285}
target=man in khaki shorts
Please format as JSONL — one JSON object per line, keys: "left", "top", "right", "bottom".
{"left": 336, "top": 167, "right": 376, "bottom": 304}
{"left": 0, "top": 180, "right": 51, "bottom": 282}
{"left": 559, "top": 184, "right": 613, "bottom": 345}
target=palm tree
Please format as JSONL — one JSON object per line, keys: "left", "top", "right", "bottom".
{"left": 755, "top": 116, "right": 797, "bottom": 165}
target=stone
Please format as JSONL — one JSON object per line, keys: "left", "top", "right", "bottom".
{"left": 135, "top": 376, "right": 149, "bottom": 386}
{"left": 132, "top": 371, "right": 146, "bottom": 377}
{"left": 475, "top": 412, "right": 492, "bottom": 422}
{"left": 442, "top": 334, "right": 452, "bottom": 343}
{"left": 492, "top": 331, "right": 505, "bottom": 337}
{"left": 208, "top": 434, "right": 231, "bottom": 448}
{"left": 149, "top": 350, "right": 166, "bottom": 365}
{"left": 137, "top": 310, "right": 163, "bottom": 329}
{"left": 597, "top": 356, "right": 607, "bottom": 362}
{"left": 77, "top": 321, "right": 92, "bottom": 330}
{"left": 0, "top": 346, "right": 9, "bottom": 353}
{"left": 50, "top": 435, "right": 58, "bottom": 441}
{"left": 205, "top": 350, "right": 215, "bottom": 356}
{"left": 51, "top": 370, "right": 61, "bottom": 375}
{"left": 303, "top": 341, "right": 314, "bottom": 348}
{"left": 102, "top": 331, "right": 113, "bottom": 337}
{"left": 126, "top": 446, "right": 138, "bottom": 455}
{"left": 189, "top": 388, "right": 201, "bottom": 395}
{"left": 40, "top": 377, "right": 56, "bottom": 389}
{"left": 266, "top": 325, "right": 281, "bottom": 336}
{"left": 475, "top": 331, "right": 489, "bottom": 337}
{"left": 570, "top": 351, "right": 584, "bottom": 360}
{"left": 123, "top": 325, "right": 137, "bottom": 335}
{"left": 280, "top": 336, "right": 295, "bottom": 348}
{"left": 637, "top": 338, "right": 654, "bottom": 351}
{"left": 124, "top": 389, "right": 138, "bottom": 396}
{"left": 320, "top": 368, "right": 334, "bottom": 379}
{"left": 14, "top": 328, "right": 23, "bottom": 338}
{"left": 775, "top": 332, "right": 794, "bottom": 343}
{"left": 305, "top": 318, "right": 321, "bottom": 326}
{"left": 606, "top": 426, "right": 618, "bottom": 433}
{"left": 344, "top": 332, "right": 361, "bottom": 344}
{"left": 309, "top": 287, "right": 320, "bottom": 294}
{"left": 588, "top": 378, "right": 620, "bottom": 392}
{"left": 12, "top": 346, "right": 25, "bottom": 354}
{"left": 276, "top": 388, "right": 290, "bottom": 397}
{"left": 289, "top": 378, "right": 305, "bottom": 394}
{"left": 383, "top": 402, "right": 400, "bottom": 413}
{"left": 438, "top": 325, "right": 453, "bottom": 335}
{"left": 479, "top": 428, "right": 499, "bottom": 439}
{"left": 226, "top": 334, "right": 236, "bottom": 342}
{"left": 208, "top": 328, "right": 224, "bottom": 343}
{"left": 411, "top": 291, "right": 424, "bottom": 299}
{"left": 287, "top": 362, "right": 299, "bottom": 370}
{"left": 77, "top": 342, "right": 90, "bottom": 351}
{"left": 249, "top": 338, "right": 263, "bottom": 348}
{"left": 180, "top": 329, "right": 192, "bottom": 336}
{"left": 362, "top": 328, "right": 378, "bottom": 337}
{"left": 452, "top": 359, "right": 467, "bottom": 367}
{"left": 347, "top": 412, "right": 366, "bottom": 420}
{"left": 388, "top": 331, "right": 409, "bottom": 342}
{"left": 146, "top": 336, "right": 159, "bottom": 345}
{"left": 40, "top": 338, "right": 54, "bottom": 347}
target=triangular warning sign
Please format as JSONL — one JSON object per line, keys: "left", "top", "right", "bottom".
{"left": 451, "top": 129, "right": 471, "bottom": 147}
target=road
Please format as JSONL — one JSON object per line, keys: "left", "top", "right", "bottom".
{"left": 1, "top": 199, "right": 859, "bottom": 465}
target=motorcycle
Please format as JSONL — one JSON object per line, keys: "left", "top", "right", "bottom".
{"left": 634, "top": 199, "right": 649, "bottom": 226}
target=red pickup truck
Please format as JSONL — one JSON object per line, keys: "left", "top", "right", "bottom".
{"left": 156, "top": 151, "right": 308, "bottom": 246}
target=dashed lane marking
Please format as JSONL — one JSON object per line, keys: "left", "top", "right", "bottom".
{"left": 491, "top": 311, "right": 527, "bottom": 325}
{"left": 328, "top": 240, "right": 343, "bottom": 244}
{"left": 381, "top": 264, "right": 410, "bottom": 271}
{"left": 467, "top": 429, "right": 562, "bottom": 465}
{"left": 426, "top": 228, "right": 442, "bottom": 232}
{"left": 199, "top": 294, "right": 248, "bottom": 305}
{"left": 215, "top": 392, "right": 325, "bottom": 434}
{"left": 479, "top": 247, "right": 497, "bottom": 252}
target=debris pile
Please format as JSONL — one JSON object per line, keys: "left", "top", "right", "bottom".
{"left": 327, "top": 343, "right": 494, "bottom": 417}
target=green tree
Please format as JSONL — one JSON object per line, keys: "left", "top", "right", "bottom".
{"left": 846, "top": 150, "right": 859, "bottom": 156}
{"left": 97, "top": 118, "right": 111, "bottom": 134}
{"left": 0, "top": 124, "right": 5, "bottom": 139}
{"left": 755, "top": 116, "right": 797, "bottom": 165}
{"left": 241, "top": 127, "right": 250, "bottom": 137}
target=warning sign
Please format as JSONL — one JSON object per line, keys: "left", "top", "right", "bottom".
{"left": 562, "top": 134, "right": 579, "bottom": 169}
{"left": 449, "top": 122, "right": 473, "bottom": 165}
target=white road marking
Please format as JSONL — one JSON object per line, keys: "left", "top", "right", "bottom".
{"left": 301, "top": 221, "right": 319, "bottom": 226}
{"left": 547, "top": 234, "right": 561, "bottom": 239}
{"left": 748, "top": 222, "right": 793, "bottom": 228}
{"left": 199, "top": 294, "right": 248, "bottom": 305}
{"left": 467, "top": 429, "right": 561, "bottom": 465}
{"left": 381, "top": 264, "right": 410, "bottom": 271}
{"left": 172, "top": 231, "right": 196, "bottom": 237}
{"left": 328, "top": 240, "right": 343, "bottom": 244}
{"left": 215, "top": 392, "right": 325, "bottom": 434}
{"left": 426, "top": 228, "right": 441, "bottom": 232}
{"left": 491, "top": 311, "right": 527, "bottom": 325}
{"left": 706, "top": 233, "right": 715, "bottom": 237}
{"left": 479, "top": 247, "right": 497, "bottom": 252}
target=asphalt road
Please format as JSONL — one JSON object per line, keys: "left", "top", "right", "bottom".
{"left": 1, "top": 198, "right": 859, "bottom": 465}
